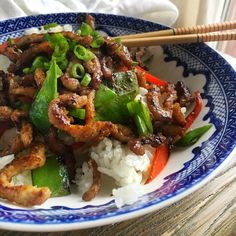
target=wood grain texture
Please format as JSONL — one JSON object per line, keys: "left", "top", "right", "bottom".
{"left": 0, "top": 151, "right": 236, "bottom": 236}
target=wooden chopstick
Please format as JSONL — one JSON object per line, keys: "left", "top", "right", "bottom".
{"left": 121, "top": 31, "right": 236, "bottom": 47}
{"left": 119, "top": 21, "right": 236, "bottom": 40}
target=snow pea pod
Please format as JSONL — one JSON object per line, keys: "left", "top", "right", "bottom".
{"left": 175, "top": 124, "right": 212, "bottom": 147}
{"left": 29, "top": 60, "right": 62, "bottom": 133}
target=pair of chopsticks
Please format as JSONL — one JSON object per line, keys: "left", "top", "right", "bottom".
{"left": 119, "top": 21, "right": 236, "bottom": 47}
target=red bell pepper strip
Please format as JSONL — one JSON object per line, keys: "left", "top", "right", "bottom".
{"left": 136, "top": 66, "right": 168, "bottom": 87}
{"left": 0, "top": 42, "right": 9, "bottom": 53}
{"left": 145, "top": 143, "right": 169, "bottom": 184}
{"left": 0, "top": 38, "right": 19, "bottom": 53}
{"left": 183, "top": 91, "right": 203, "bottom": 132}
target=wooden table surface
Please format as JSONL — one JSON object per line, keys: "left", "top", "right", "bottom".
{"left": 1, "top": 149, "right": 235, "bottom": 236}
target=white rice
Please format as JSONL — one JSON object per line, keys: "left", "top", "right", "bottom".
{"left": 91, "top": 138, "right": 150, "bottom": 186}
{"left": 0, "top": 154, "right": 32, "bottom": 185}
{"left": 75, "top": 162, "right": 93, "bottom": 194}
{"left": 75, "top": 138, "right": 153, "bottom": 207}
{"left": 112, "top": 183, "right": 145, "bottom": 208}
{"left": 24, "top": 24, "right": 73, "bottom": 35}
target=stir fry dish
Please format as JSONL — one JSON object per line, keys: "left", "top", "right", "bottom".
{"left": 0, "top": 15, "right": 212, "bottom": 207}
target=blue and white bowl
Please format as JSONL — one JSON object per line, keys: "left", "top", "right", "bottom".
{"left": 0, "top": 13, "right": 235, "bottom": 232}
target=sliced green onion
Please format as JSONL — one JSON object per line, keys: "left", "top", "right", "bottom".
{"left": 44, "top": 33, "right": 69, "bottom": 70}
{"left": 81, "top": 73, "right": 91, "bottom": 86}
{"left": 43, "top": 22, "right": 59, "bottom": 30}
{"left": 71, "top": 63, "right": 85, "bottom": 79}
{"left": 175, "top": 124, "right": 213, "bottom": 147}
{"left": 69, "top": 108, "right": 86, "bottom": 119}
{"left": 80, "top": 22, "right": 93, "bottom": 36}
{"left": 91, "top": 31, "right": 104, "bottom": 48}
{"left": 74, "top": 45, "right": 94, "bottom": 62}
{"left": 134, "top": 115, "right": 148, "bottom": 136}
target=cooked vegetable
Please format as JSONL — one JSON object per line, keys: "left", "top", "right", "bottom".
{"left": 30, "top": 60, "right": 62, "bottom": 133}
{"left": 95, "top": 71, "right": 139, "bottom": 123}
{"left": 175, "top": 124, "right": 212, "bottom": 147}
{"left": 74, "top": 45, "right": 94, "bottom": 62}
{"left": 80, "top": 22, "right": 93, "bottom": 36}
{"left": 81, "top": 73, "right": 91, "bottom": 86}
{"left": 31, "top": 154, "right": 70, "bottom": 197}
{"left": 69, "top": 108, "right": 86, "bottom": 120}
{"left": 134, "top": 115, "right": 149, "bottom": 136}
{"left": 45, "top": 33, "right": 69, "bottom": 70}
{"left": 184, "top": 91, "right": 203, "bottom": 131}
{"left": 90, "top": 31, "right": 104, "bottom": 48}
{"left": 145, "top": 143, "right": 169, "bottom": 184}
{"left": 136, "top": 66, "right": 168, "bottom": 86}
{"left": 23, "top": 56, "right": 50, "bottom": 74}
{"left": 0, "top": 15, "right": 209, "bottom": 207}
{"left": 71, "top": 63, "right": 85, "bottom": 79}
{"left": 111, "top": 71, "right": 139, "bottom": 95}
{"left": 127, "top": 99, "right": 153, "bottom": 136}
{"left": 94, "top": 84, "right": 117, "bottom": 108}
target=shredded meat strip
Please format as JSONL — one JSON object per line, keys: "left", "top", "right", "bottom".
{"left": 84, "top": 55, "right": 102, "bottom": 89}
{"left": 82, "top": 159, "right": 101, "bottom": 201}
{"left": 61, "top": 32, "right": 93, "bottom": 47}
{"left": 85, "top": 14, "right": 96, "bottom": 30}
{"left": 0, "top": 142, "right": 51, "bottom": 206}
{"left": 136, "top": 69, "right": 148, "bottom": 89}
{"left": 0, "top": 106, "right": 32, "bottom": 157}
{"left": 2, "top": 46, "right": 21, "bottom": 63}
{"left": 0, "top": 106, "right": 28, "bottom": 123}
{"left": 175, "top": 81, "right": 194, "bottom": 106}
{"left": 60, "top": 74, "right": 79, "bottom": 92}
{"left": 0, "top": 121, "right": 33, "bottom": 158}
{"left": 15, "top": 34, "right": 45, "bottom": 49}
{"left": 0, "top": 106, "right": 12, "bottom": 121}
{"left": 146, "top": 89, "right": 172, "bottom": 122}
{"left": 100, "top": 57, "right": 112, "bottom": 80}
{"left": 103, "top": 37, "right": 133, "bottom": 68}
{"left": 34, "top": 68, "right": 45, "bottom": 88}
{"left": 10, "top": 86, "right": 36, "bottom": 98}
{"left": 48, "top": 92, "right": 115, "bottom": 142}
{"left": 15, "top": 41, "right": 53, "bottom": 72}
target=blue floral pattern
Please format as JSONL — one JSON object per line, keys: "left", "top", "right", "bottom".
{"left": 0, "top": 13, "right": 235, "bottom": 226}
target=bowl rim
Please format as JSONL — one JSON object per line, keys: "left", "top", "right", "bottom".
{"left": 0, "top": 12, "right": 235, "bottom": 232}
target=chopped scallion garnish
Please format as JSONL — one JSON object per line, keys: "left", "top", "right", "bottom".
{"left": 73, "top": 45, "right": 94, "bottom": 62}
{"left": 71, "top": 63, "right": 85, "bottom": 79}
{"left": 81, "top": 73, "right": 91, "bottom": 86}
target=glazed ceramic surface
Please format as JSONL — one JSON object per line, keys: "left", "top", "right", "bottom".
{"left": 0, "top": 13, "right": 235, "bottom": 232}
